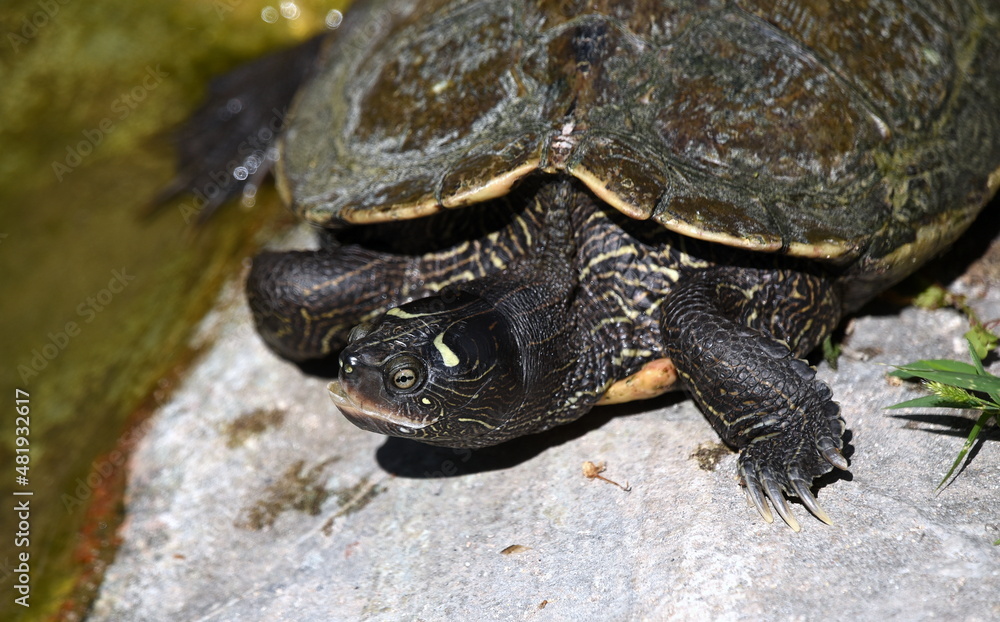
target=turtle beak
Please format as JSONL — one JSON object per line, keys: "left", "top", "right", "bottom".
{"left": 327, "top": 380, "right": 437, "bottom": 436}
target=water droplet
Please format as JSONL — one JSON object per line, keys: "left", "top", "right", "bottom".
{"left": 326, "top": 9, "right": 343, "bottom": 29}
{"left": 234, "top": 166, "right": 249, "bottom": 181}
{"left": 245, "top": 154, "right": 261, "bottom": 173}
{"left": 280, "top": 1, "right": 300, "bottom": 20}
{"left": 261, "top": 6, "right": 279, "bottom": 23}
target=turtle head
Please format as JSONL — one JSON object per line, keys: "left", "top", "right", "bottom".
{"left": 328, "top": 291, "right": 528, "bottom": 447}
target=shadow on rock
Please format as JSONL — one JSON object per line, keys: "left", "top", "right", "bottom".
{"left": 376, "top": 393, "right": 687, "bottom": 478}
{"left": 890, "top": 412, "right": 1000, "bottom": 441}
{"left": 862, "top": 192, "right": 1000, "bottom": 318}
{"left": 296, "top": 357, "right": 340, "bottom": 380}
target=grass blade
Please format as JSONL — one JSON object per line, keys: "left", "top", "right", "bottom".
{"left": 889, "top": 359, "right": 981, "bottom": 377}
{"left": 936, "top": 411, "right": 994, "bottom": 490}
{"left": 888, "top": 369, "right": 1000, "bottom": 395}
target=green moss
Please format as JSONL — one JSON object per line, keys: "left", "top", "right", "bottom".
{"left": 0, "top": 1, "right": 348, "bottom": 619}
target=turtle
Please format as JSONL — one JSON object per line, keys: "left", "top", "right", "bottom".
{"left": 181, "top": 0, "right": 1000, "bottom": 531}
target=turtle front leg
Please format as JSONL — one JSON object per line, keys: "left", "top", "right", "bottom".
{"left": 661, "top": 266, "right": 848, "bottom": 530}
{"left": 247, "top": 201, "right": 533, "bottom": 362}
{"left": 247, "top": 245, "right": 418, "bottom": 361}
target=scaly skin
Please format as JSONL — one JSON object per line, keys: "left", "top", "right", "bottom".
{"left": 249, "top": 177, "right": 849, "bottom": 529}
{"left": 248, "top": 198, "right": 530, "bottom": 360}
{"left": 661, "top": 267, "right": 847, "bottom": 529}
{"left": 170, "top": 0, "right": 999, "bottom": 534}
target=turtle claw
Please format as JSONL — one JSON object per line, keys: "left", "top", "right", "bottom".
{"left": 761, "top": 470, "right": 801, "bottom": 531}
{"left": 739, "top": 434, "right": 843, "bottom": 530}
{"left": 821, "top": 444, "right": 849, "bottom": 470}
{"left": 741, "top": 465, "right": 829, "bottom": 531}
{"left": 790, "top": 473, "right": 834, "bottom": 526}
{"left": 741, "top": 468, "right": 774, "bottom": 524}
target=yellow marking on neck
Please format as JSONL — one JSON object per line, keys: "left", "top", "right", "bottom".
{"left": 386, "top": 307, "right": 429, "bottom": 319}
{"left": 579, "top": 246, "right": 640, "bottom": 280}
{"left": 648, "top": 264, "right": 681, "bottom": 281}
{"left": 433, "top": 332, "right": 460, "bottom": 367}
{"left": 425, "top": 270, "right": 477, "bottom": 292}
{"left": 590, "top": 316, "right": 634, "bottom": 334}
{"left": 611, "top": 348, "right": 654, "bottom": 367}
{"left": 489, "top": 254, "right": 507, "bottom": 270}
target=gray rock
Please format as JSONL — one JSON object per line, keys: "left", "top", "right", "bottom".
{"left": 91, "top": 226, "right": 1000, "bottom": 622}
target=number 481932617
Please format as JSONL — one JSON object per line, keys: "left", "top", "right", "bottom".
{"left": 15, "top": 389, "right": 30, "bottom": 485}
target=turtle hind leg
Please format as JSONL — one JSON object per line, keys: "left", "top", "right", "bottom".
{"left": 247, "top": 245, "right": 415, "bottom": 362}
{"left": 152, "top": 35, "right": 326, "bottom": 222}
{"left": 661, "top": 266, "right": 847, "bottom": 530}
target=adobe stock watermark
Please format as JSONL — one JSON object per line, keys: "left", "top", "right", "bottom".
{"left": 423, "top": 447, "right": 473, "bottom": 478}
{"left": 6, "top": 0, "right": 73, "bottom": 53}
{"left": 51, "top": 65, "right": 169, "bottom": 182}
{"left": 17, "top": 268, "right": 136, "bottom": 385}
{"left": 61, "top": 417, "right": 154, "bottom": 513}
{"left": 351, "top": 0, "right": 412, "bottom": 51}
{"left": 212, "top": 0, "right": 246, "bottom": 20}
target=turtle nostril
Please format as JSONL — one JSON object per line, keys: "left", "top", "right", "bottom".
{"left": 340, "top": 353, "right": 360, "bottom": 374}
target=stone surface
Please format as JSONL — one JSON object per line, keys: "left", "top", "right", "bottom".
{"left": 91, "top": 226, "right": 1000, "bottom": 621}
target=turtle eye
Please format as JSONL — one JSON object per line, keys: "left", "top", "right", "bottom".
{"left": 385, "top": 355, "right": 424, "bottom": 393}
{"left": 392, "top": 368, "right": 417, "bottom": 389}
